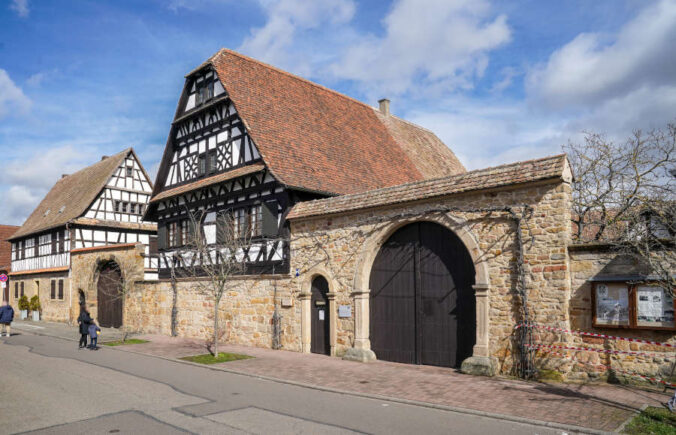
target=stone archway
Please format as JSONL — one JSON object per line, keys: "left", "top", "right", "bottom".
{"left": 299, "top": 266, "right": 338, "bottom": 355}
{"left": 344, "top": 214, "right": 494, "bottom": 373}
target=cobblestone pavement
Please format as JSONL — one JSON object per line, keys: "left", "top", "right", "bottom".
{"left": 122, "top": 334, "right": 670, "bottom": 432}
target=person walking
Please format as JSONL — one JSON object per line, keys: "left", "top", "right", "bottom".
{"left": 77, "top": 306, "right": 93, "bottom": 349}
{"left": 0, "top": 300, "right": 14, "bottom": 337}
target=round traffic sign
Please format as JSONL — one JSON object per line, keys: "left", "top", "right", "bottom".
{"left": 0, "top": 274, "right": 8, "bottom": 282}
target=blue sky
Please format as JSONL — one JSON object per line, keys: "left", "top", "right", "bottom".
{"left": 1, "top": 0, "right": 675, "bottom": 225}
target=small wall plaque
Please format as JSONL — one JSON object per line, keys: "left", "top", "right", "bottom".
{"left": 338, "top": 305, "right": 352, "bottom": 318}
{"left": 281, "top": 298, "right": 293, "bottom": 308}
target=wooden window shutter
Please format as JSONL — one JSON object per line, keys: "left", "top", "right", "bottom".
{"left": 58, "top": 280, "right": 64, "bottom": 300}
{"left": 21, "top": 241, "right": 25, "bottom": 259}
{"left": 149, "top": 235, "right": 158, "bottom": 255}
{"left": 51, "top": 280, "right": 56, "bottom": 299}
{"left": 157, "top": 223, "right": 167, "bottom": 250}
{"left": 216, "top": 213, "right": 228, "bottom": 244}
{"left": 20, "top": 282, "right": 24, "bottom": 297}
{"left": 187, "top": 217, "right": 196, "bottom": 242}
{"left": 60, "top": 230, "right": 65, "bottom": 252}
{"left": 51, "top": 233, "right": 57, "bottom": 254}
{"left": 261, "top": 201, "right": 278, "bottom": 237}
{"left": 14, "top": 282, "right": 18, "bottom": 299}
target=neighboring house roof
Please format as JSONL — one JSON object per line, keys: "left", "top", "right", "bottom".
{"left": 154, "top": 49, "right": 466, "bottom": 198}
{"left": 9, "top": 148, "right": 147, "bottom": 240}
{"left": 287, "top": 154, "right": 569, "bottom": 220}
{"left": 0, "top": 225, "right": 19, "bottom": 270}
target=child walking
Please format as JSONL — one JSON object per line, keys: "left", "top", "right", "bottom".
{"left": 88, "top": 320, "right": 101, "bottom": 350}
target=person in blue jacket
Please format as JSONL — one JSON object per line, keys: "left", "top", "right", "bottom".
{"left": 0, "top": 300, "right": 14, "bottom": 337}
{"left": 88, "top": 320, "right": 101, "bottom": 350}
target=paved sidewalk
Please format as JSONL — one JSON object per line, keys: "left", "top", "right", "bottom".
{"left": 9, "top": 320, "right": 671, "bottom": 432}
{"left": 125, "top": 334, "right": 668, "bottom": 432}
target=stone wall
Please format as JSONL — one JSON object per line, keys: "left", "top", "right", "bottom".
{"left": 70, "top": 244, "right": 146, "bottom": 324}
{"left": 124, "top": 277, "right": 302, "bottom": 351}
{"left": 8, "top": 273, "right": 71, "bottom": 322}
{"left": 566, "top": 246, "right": 676, "bottom": 383}
{"left": 290, "top": 179, "right": 573, "bottom": 373}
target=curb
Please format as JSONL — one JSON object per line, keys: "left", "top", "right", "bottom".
{"left": 11, "top": 328, "right": 613, "bottom": 434}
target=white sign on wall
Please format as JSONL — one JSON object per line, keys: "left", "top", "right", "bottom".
{"left": 338, "top": 305, "right": 352, "bottom": 318}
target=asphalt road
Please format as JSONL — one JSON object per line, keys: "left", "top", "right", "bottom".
{"left": 0, "top": 333, "right": 578, "bottom": 435}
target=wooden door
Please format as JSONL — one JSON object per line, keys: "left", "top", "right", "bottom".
{"left": 97, "top": 262, "right": 123, "bottom": 328}
{"left": 369, "top": 222, "right": 476, "bottom": 368}
{"left": 310, "top": 276, "right": 330, "bottom": 355}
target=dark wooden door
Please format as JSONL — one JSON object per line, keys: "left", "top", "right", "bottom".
{"left": 97, "top": 262, "right": 123, "bottom": 328}
{"left": 369, "top": 222, "right": 476, "bottom": 368}
{"left": 310, "top": 276, "right": 330, "bottom": 355}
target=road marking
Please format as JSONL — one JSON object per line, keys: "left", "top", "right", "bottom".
{"left": 15, "top": 324, "right": 45, "bottom": 329}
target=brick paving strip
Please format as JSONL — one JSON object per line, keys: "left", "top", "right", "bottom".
{"left": 10, "top": 320, "right": 670, "bottom": 433}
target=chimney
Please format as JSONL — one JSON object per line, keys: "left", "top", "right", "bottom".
{"left": 61, "top": 174, "right": 69, "bottom": 179}
{"left": 378, "top": 98, "right": 390, "bottom": 116}
{"left": 101, "top": 155, "right": 109, "bottom": 160}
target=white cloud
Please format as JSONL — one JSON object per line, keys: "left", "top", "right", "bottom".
{"left": 9, "top": 0, "right": 29, "bottom": 17}
{"left": 239, "top": 0, "right": 355, "bottom": 75}
{"left": 329, "top": 0, "right": 510, "bottom": 97}
{"left": 0, "top": 186, "right": 40, "bottom": 225}
{"left": 0, "top": 145, "right": 99, "bottom": 225}
{"left": 0, "top": 69, "right": 31, "bottom": 119}
{"left": 3, "top": 145, "right": 96, "bottom": 190}
{"left": 527, "top": 0, "right": 676, "bottom": 109}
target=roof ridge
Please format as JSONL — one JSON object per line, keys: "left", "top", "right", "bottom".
{"left": 372, "top": 107, "right": 435, "bottom": 134}
{"left": 59, "top": 148, "right": 130, "bottom": 182}
{"left": 213, "top": 48, "right": 385, "bottom": 116}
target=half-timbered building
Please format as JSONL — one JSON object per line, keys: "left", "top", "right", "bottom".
{"left": 145, "top": 49, "right": 465, "bottom": 278}
{"left": 7, "top": 148, "right": 156, "bottom": 324}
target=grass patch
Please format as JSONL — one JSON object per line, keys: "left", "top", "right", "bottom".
{"left": 180, "top": 352, "right": 252, "bottom": 364}
{"left": 536, "top": 369, "right": 564, "bottom": 382}
{"left": 623, "top": 406, "right": 676, "bottom": 434}
{"left": 103, "top": 339, "right": 150, "bottom": 347}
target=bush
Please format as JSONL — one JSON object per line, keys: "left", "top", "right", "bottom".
{"left": 18, "top": 295, "right": 30, "bottom": 311}
{"left": 29, "top": 295, "right": 41, "bottom": 312}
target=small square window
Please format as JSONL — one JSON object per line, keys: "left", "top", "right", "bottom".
{"left": 126, "top": 166, "right": 133, "bottom": 177}
{"left": 130, "top": 203, "right": 136, "bottom": 214}
{"left": 122, "top": 202, "right": 128, "bottom": 213}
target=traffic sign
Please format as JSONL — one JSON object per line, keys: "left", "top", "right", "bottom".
{"left": 0, "top": 274, "right": 7, "bottom": 282}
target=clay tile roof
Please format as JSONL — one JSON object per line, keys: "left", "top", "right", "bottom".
{"left": 151, "top": 163, "right": 265, "bottom": 203}
{"left": 0, "top": 225, "right": 19, "bottom": 270}
{"left": 287, "top": 154, "right": 568, "bottom": 220}
{"left": 207, "top": 49, "right": 465, "bottom": 195}
{"left": 10, "top": 149, "right": 134, "bottom": 240}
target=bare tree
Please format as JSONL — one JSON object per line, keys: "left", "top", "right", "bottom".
{"left": 176, "top": 209, "right": 254, "bottom": 357}
{"left": 564, "top": 122, "right": 676, "bottom": 292}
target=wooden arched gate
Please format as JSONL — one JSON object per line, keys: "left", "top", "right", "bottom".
{"left": 97, "top": 261, "right": 123, "bottom": 328}
{"left": 369, "top": 222, "right": 476, "bottom": 368}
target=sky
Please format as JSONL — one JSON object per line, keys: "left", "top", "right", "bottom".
{"left": 1, "top": 0, "right": 675, "bottom": 226}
